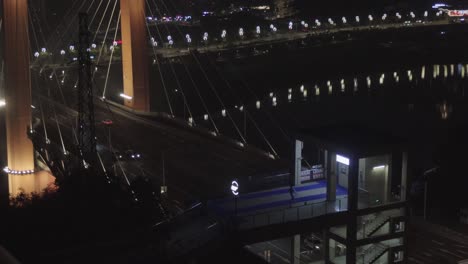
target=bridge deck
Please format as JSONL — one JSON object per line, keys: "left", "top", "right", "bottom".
{"left": 208, "top": 180, "right": 348, "bottom": 230}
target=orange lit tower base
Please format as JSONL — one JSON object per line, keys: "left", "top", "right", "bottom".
{"left": 120, "top": 0, "right": 150, "bottom": 112}
{"left": 3, "top": 0, "right": 53, "bottom": 196}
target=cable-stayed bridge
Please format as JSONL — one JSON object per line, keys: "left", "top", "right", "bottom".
{"left": 1, "top": 1, "right": 467, "bottom": 262}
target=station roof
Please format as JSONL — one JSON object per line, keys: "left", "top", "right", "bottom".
{"left": 297, "top": 124, "right": 407, "bottom": 158}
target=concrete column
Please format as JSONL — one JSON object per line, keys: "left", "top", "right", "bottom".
{"left": 401, "top": 152, "right": 408, "bottom": 201}
{"left": 120, "top": 0, "right": 150, "bottom": 112}
{"left": 3, "top": 0, "right": 35, "bottom": 196}
{"left": 346, "top": 156, "right": 359, "bottom": 264}
{"left": 291, "top": 139, "right": 303, "bottom": 186}
{"left": 290, "top": 234, "right": 300, "bottom": 264}
{"left": 323, "top": 229, "right": 330, "bottom": 263}
{"left": 326, "top": 151, "right": 337, "bottom": 201}
{"left": 348, "top": 156, "right": 359, "bottom": 212}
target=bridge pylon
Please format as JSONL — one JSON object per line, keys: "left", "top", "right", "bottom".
{"left": 120, "top": 0, "right": 150, "bottom": 112}
{"left": 3, "top": 0, "right": 53, "bottom": 197}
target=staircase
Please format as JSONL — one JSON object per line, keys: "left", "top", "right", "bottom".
{"left": 366, "top": 215, "right": 391, "bottom": 237}
{"left": 358, "top": 213, "right": 391, "bottom": 238}
{"left": 357, "top": 243, "right": 389, "bottom": 264}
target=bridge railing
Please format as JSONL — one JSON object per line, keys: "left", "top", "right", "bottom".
{"left": 237, "top": 197, "right": 348, "bottom": 230}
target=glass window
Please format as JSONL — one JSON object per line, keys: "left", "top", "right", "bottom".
{"left": 358, "top": 155, "right": 391, "bottom": 208}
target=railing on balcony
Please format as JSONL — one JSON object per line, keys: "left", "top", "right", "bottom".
{"left": 237, "top": 197, "right": 348, "bottom": 230}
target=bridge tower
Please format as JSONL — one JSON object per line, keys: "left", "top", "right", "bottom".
{"left": 120, "top": 0, "right": 150, "bottom": 112}
{"left": 3, "top": 0, "right": 52, "bottom": 196}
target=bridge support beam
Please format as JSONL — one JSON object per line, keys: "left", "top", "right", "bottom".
{"left": 290, "top": 235, "right": 300, "bottom": 264}
{"left": 326, "top": 150, "right": 337, "bottom": 202}
{"left": 291, "top": 139, "right": 303, "bottom": 186}
{"left": 3, "top": 0, "right": 52, "bottom": 196}
{"left": 120, "top": 0, "right": 150, "bottom": 112}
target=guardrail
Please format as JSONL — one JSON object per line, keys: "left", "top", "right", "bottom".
{"left": 237, "top": 197, "right": 348, "bottom": 229}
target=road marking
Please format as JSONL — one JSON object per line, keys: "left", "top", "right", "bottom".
{"left": 438, "top": 248, "right": 464, "bottom": 258}
{"left": 431, "top": 239, "right": 444, "bottom": 246}
{"left": 408, "top": 256, "right": 425, "bottom": 264}
{"left": 267, "top": 241, "right": 290, "bottom": 255}
{"left": 272, "top": 252, "right": 290, "bottom": 264}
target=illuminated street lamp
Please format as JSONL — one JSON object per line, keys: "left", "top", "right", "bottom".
{"left": 256, "top": 26, "right": 261, "bottom": 35}
{"left": 150, "top": 37, "right": 158, "bottom": 47}
{"left": 120, "top": 93, "right": 132, "bottom": 100}
{"left": 238, "top": 27, "right": 244, "bottom": 37}
{"left": 270, "top": 24, "right": 277, "bottom": 32}
{"left": 221, "top": 29, "right": 227, "bottom": 39}
{"left": 342, "top": 17, "right": 347, "bottom": 24}
{"left": 355, "top": 16, "right": 360, "bottom": 23}
{"left": 288, "top": 21, "right": 293, "bottom": 30}
{"left": 0, "top": 99, "right": 5, "bottom": 108}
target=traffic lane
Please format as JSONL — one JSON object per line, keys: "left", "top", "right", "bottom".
{"left": 95, "top": 102, "right": 280, "bottom": 170}
{"left": 247, "top": 239, "right": 292, "bottom": 264}
{"left": 408, "top": 223, "right": 468, "bottom": 264}
{"left": 94, "top": 103, "right": 284, "bottom": 199}
{"left": 35, "top": 96, "right": 285, "bottom": 201}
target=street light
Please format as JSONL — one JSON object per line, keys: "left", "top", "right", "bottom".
{"left": 238, "top": 28, "right": 244, "bottom": 37}
{"left": 119, "top": 93, "right": 132, "bottom": 100}
{"left": 0, "top": 99, "right": 5, "bottom": 108}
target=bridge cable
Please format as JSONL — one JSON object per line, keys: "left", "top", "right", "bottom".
{"left": 145, "top": 0, "right": 192, "bottom": 120}
{"left": 150, "top": 0, "right": 246, "bottom": 141}
{"left": 146, "top": 0, "right": 220, "bottom": 133}
{"left": 102, "top": 12, "right": 121, "bottom": 99}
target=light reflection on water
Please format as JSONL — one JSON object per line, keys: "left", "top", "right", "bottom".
{"left": 241, "top": 62, "right": 468, "bottom": 122}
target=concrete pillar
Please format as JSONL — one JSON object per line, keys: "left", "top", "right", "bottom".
{"left": 323, "top": 230, "right": 330, "bottom": 262}
{"left": 291, "top": 139, "right": 303, "bottom": 186}
{"left": 346, "top": 156, "right": 359, "bottom": 264}
{"left": 401, "top": 152, "right": 408, "bottom": 201}
{"left": 326, "top": 151, "right": 337, "bottom": 201}
{"left": 290, "top": 235, "right": 300, "bottom": 264}
{"left": 120, "top": 0, "right": 150, "bottom": 112}
{"left": 348, "top": 156, "right": 359, "bottom": 212}
{"left": 3, "top": 0, "right": 35, "bottom": 196}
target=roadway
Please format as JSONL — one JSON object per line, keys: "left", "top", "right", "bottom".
{"left": 407, "top": 219, "right": 468, "bottom": 264}
{"left": 35, "top": 94, "right": 286, "bottom": 205}
{"left": 30, "top": 17, "right": 452, "bottom": 71}
{"left": 153, "top": 19, "right": 451, "bottom": 58}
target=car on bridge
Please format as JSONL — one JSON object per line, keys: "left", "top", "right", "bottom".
{"left": 113, "top": 150, "right": 142, "bottom": 161}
